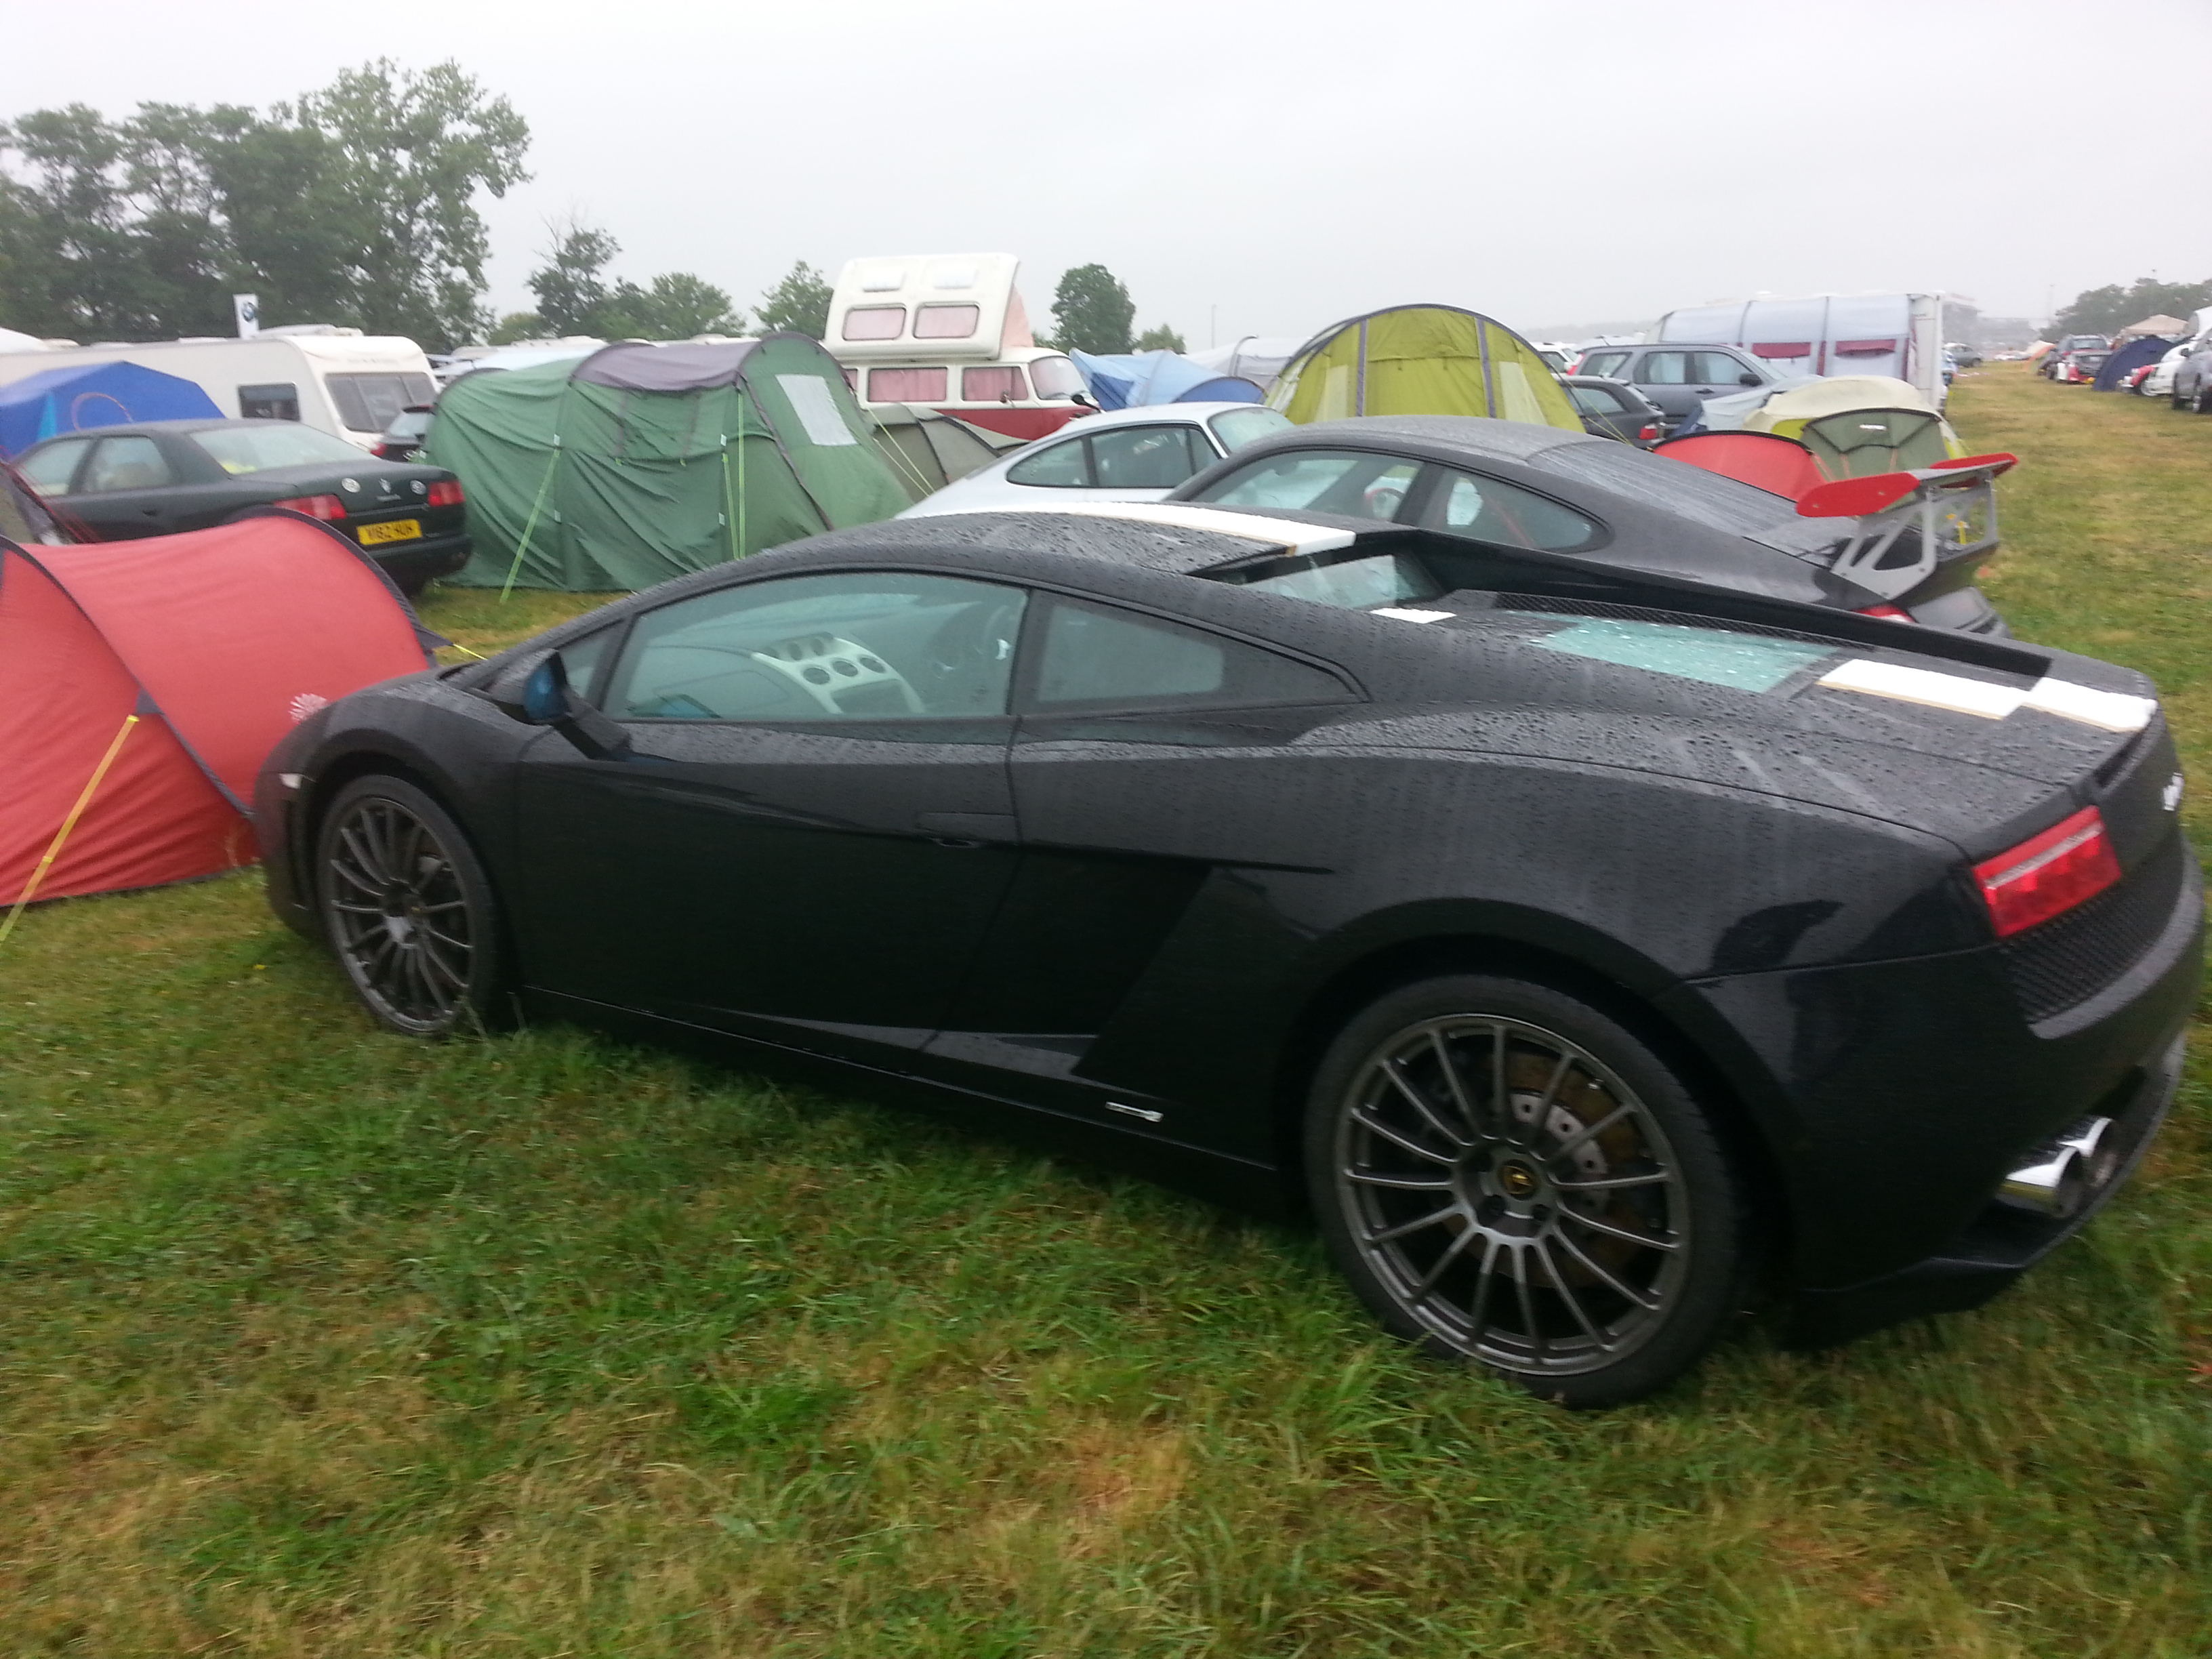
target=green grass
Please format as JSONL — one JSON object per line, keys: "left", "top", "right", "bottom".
{"left": 0, "top": 363, "right": 2207, "bottom": 1655}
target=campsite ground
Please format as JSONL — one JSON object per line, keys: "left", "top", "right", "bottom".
{"left": 0, "top": 361, "right": 2205, "bottom": 1656}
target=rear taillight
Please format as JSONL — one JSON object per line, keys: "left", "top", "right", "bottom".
{"left": 272, "top": 494, "right": 346, "bottom": 520}
{"left": 1856, "top": 603, "right": 1913, "bottom": 620}
{"left": 426, "top": 480, "right": 465, "bottom": 507}
{"left": 1973, "top": 806, "right": 2121, "bottom": 938}
{"left": 1638, "top": 423, "right": 1658, "bottom": 441}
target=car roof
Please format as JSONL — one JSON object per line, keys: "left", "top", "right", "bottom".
{"left": 1224, "top": 413, "right": 1605, "bottom": 466}
{"left": 20, "top": 418, "right": 303, "bottom": 445}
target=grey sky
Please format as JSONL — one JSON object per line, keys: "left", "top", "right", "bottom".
{"left": 8, "top": 0, "right": 2208, "bottom": 343}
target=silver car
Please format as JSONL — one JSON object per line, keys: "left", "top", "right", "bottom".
{"left": 898, "top": 402, "right": 1292, "bottom": 518}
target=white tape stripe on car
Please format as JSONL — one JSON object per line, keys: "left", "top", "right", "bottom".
{"left": 951, "top": 500, "right": 1359, "bottom": 554}
{"left": 1816, "top": 659, "right": 2155, "bottom": 733}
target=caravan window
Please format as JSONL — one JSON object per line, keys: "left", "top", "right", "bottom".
{"left": 868, "top": 367, "right": 948, "bottom": 402}
{"left": 325, "top": 373, "right": 435, "bottom": 432}
{"left": 962, "top": 366, "right": 1027, "bottom": 402}
{"left": 842, "top": 306, "right": 906, "bottom": 341}
{"left": 1028, "top": 355, "right": 1083, "bottom": 398}
{"left": 239, "top": 382, "right": 301, "bottom": 422}
{"left": 913, "top": 303, "right": 980, "bottom": 340}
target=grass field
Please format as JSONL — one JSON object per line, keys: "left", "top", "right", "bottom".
{"left": 1, "top": 362, "right": 2206, "bottom": 1656}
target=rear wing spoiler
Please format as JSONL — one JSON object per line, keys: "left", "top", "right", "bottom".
{"left": 1795, "top": 453, "right": 2018, "bottom": 601}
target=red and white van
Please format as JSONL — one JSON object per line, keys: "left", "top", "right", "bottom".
{"left": 827, "top": 253, "right": 1085, "bottom": 441}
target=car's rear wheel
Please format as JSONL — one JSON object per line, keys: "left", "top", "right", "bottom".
{"left": 1305, "top": 975, "right": 1750, "bottom": 1408}
{"left": 315, "top": 775, "right": 506, "bottom": 1038}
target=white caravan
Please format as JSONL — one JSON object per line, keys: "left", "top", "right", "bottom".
{"left": 0, "top": 328, "right": 437, "bottom": 450}
{"left": 1656, "top": 293, "right": 1949, "bottom": 408}
{"left": 826, "top": 253, "right": 1084, "bottom": 442}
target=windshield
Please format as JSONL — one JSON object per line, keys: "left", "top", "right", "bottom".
{"left": 1208, "top": 407, "right": 1292, "bottom": 452}
{"left": 1216, "top": 550, "right": 1444, "bottom": 611}
{"left": 193, "top": 424, "right": 371, "bottom": 474}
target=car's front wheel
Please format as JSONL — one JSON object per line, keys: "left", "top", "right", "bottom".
{"left": 315, "top": 775, "right": 506, "bottom": 1038}
{"left": 1305, "top": 975, "right": 1751, "bottom": 1408}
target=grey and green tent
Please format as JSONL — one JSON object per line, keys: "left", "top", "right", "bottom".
{"left": 867, "top": 403, "right": 1024, "bottom": 498}
{"left": 428, "top": 334, "right": 912, "bottom": 592}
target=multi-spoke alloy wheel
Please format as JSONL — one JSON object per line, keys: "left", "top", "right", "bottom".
{"left": 1307, "top": 976, "right": 1748, "bottom": 1407}
{"left": 316, "top": 776, "right": 504, "bottom": 1038}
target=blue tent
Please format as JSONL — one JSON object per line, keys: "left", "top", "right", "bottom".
{"left": 0, "top": 361, "right": 222, "bottom": 457}
{"left": 2092, "top": 335, "right": 2171, "bottom": 391}
{"left": 1068, "top": 349, "right": 1263, "bottom": 411}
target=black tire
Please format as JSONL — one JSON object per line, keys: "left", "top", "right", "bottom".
{"left": 2196, "top": 384, "right": 2212, "bottom": 415}
{"left": 314, "top": 775, "right": 507, "bottom": 1038}
{"left": 1304, "top": 975, "right": 1752, "bottom": 1408}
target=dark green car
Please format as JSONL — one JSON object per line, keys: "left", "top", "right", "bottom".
{"left": 13, "top": 417, "right": 470, "bottom": 594}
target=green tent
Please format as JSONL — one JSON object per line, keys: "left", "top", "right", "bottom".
{"left": 867, "top": 403, "right": 1024, "bottom": 499}
{"left": 1268, "top": 304, "right": 1582, "bottom": 432}
{"left": 429, "top": 334, "right": 912, "bottom": 592}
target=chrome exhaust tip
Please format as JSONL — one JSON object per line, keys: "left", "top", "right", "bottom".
{"left": 1997, "top": 1116, "right": 2115, "bottom": 1219}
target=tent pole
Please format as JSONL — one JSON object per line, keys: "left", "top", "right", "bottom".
{"left": 499, "top": 438, "right": 562, "bottom": 603}
{"left": 1476, "top": 316, "right": 1498, "bottom": 417}
{"left": 0, "top": 712, "right": 138, "bottom": 945}
{"left": 1356, "top": 318, "right": 1368, "bottom": 415}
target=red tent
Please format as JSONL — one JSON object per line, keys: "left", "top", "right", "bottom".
{"left": 1652, "top": 430, "right": 1828, "bottom": 499}
{"left": 1, "top": 514, "right": 435, "bottom": 910}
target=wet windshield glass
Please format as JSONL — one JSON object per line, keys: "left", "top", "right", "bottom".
{"left": 194, "top": 425, "right": 371, "bottom": 474}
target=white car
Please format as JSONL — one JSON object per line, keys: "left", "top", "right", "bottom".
{"left": 897, "top": 401, "right": 1292, "bottom": 517}
{"left": 2142, "top": 334, "right": 2207, "bottom": 399}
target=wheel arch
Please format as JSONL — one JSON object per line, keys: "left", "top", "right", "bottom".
{"left": 1270, "top": 926, "right": 1795, "bottom": 1265}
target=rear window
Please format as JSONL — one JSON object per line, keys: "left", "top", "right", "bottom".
{"left": 1208, "top": 407, "right": 1292, "bottom": 451}
{"left": 1527, "top": 441, "right": 1839, "bottom": 558}
{"left": 194, "top": 424, "right": 371, "bottom": 474}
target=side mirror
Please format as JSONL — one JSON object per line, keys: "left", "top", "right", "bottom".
{"left": 1738, "top": 373, "right": 1761, "bottom": 386}
{"left": 483, "top": 647, "right": 632, "bottom": 761}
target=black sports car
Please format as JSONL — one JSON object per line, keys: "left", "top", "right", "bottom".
{"left": 12, "top": 418, "right": 470, "bottom": 594}
{"left": 257, "top": 502, "right": 2201, "bottom": 1406}
{"left": 1166, "top": 415, "right": 2011, "bottom": 636}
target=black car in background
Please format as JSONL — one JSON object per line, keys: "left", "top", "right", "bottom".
{"left": 259, "top": 501, "right": 2198, "bottom": 1406}
{"left": 14, "top": 418, "right": 470, "bottom": 594}
{"left": 2041, "top": 334, "right": 2112, "bottom": 383}
{"left": 1166, "top": 415, "right": 2011, "bottom": 634}
{"left": 1566, "top": 343, "right": 1779, "bottom": 424}
{"left": 1561, "top": 375, "right": 1668, "bottom": 447}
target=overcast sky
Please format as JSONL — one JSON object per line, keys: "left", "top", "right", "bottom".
{"left": 7, "top": 0, "right": 2208, "bottom": 344}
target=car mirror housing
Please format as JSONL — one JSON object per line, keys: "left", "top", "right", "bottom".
{"left": 483, "top": 649, "right": 633, "bottom": 761}
{"left": 1738, "top": 373, "right": 1762, "bottom": 386}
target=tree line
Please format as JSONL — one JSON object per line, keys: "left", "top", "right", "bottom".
{"left": 1, "top": 62, "right": 1186, "bottom": 359}
{"left": 2051, "top": 276, "right": 2212, "bottom": 340}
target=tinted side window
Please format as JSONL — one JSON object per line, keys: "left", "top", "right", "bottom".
{"left": 1088, "top": 424, "right": 1210, "bottom": 489}
{"left": 239, "top": 382, "right": 300, "bottom": 421}
{"left": 1418, "top": 470, "right": 1599, "bottom": 551}
{"left": 1637, "top": 352, "right": 1692, "bottom": 385}
{"left": 82, "top": 436, "right": 177, "bottom": 493}
{"left": 606, "top": 572, "right": 1025, "bottom": 722}
{"left": 1191, "top": 449, "right": 1417, "bottom": 520}
{"left": 1568, "top": 385, "right": 1627, "bottom": 415}
{"left": 1692, "top": 351, "right": 1755, "bottom": 384}
{"left": 1029, "top": 598, "right": 1346, "bottom": 711}
{"left": 16, "top": 439, "right": 90, "bottom": 495}
{"left": 1582, "top": 351, "right": 1631, "bottom": 377}
{"left": 1007, "top": 436, "right": 1090, "bottom": 487}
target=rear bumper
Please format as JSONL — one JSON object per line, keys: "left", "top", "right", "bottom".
{"left": 366, "top": 532, "right": 470, "bottom": 590}
{"left": 1784, "top": 1025, "right": 2187, "bottom": 1347}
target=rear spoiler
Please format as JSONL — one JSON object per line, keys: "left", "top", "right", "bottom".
{"left": 1795, "top": 453, "right": 2017, "bottom": 602}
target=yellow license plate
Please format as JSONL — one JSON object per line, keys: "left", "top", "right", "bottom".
{"left": 359, "top": 518, "right": 423, "bottom": 546}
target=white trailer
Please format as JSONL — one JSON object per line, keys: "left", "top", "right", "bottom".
{"left": 1656, "top": 293, "right": 1948, "bottom": 407}
{"left": 0, "top": 329, "right": 437, "bottom": 450}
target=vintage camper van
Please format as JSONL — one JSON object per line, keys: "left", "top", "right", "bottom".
{"left": 827, "top": 254, "right": 1085, "bottom": 441}
{"left": 1655, "top": 293, "right": 1949, "bottom": 408}
{"left": 0, "top": 329, "right": 438, "bottom": 451}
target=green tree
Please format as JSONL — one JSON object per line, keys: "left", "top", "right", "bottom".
{"left": 0, "top": 61, "right": 531, "bottom": 351}
{"left": 600, "top": 272, "right": 744, "bottom": 338}
{"left": 487, "top": 310, "right": 544, "bottom": 344}
{"left": 756, "top": 260, "right": 832, "bottom": 338}
{"left": 1051, "top": 263, "right": 1134, "bottom": 354}
{"left": 527, "top": 220, "right": 618, "bottom": 335}
{"left": 1134, "top": 323, "right": 1185, "bottom": 352}
{"left": 2053, "top": 276, "right": 2212, "bottom": 338}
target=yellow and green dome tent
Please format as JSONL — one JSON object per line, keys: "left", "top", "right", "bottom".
{"left": 1267, "top": 304, "right": 1582, "bottom": 432}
